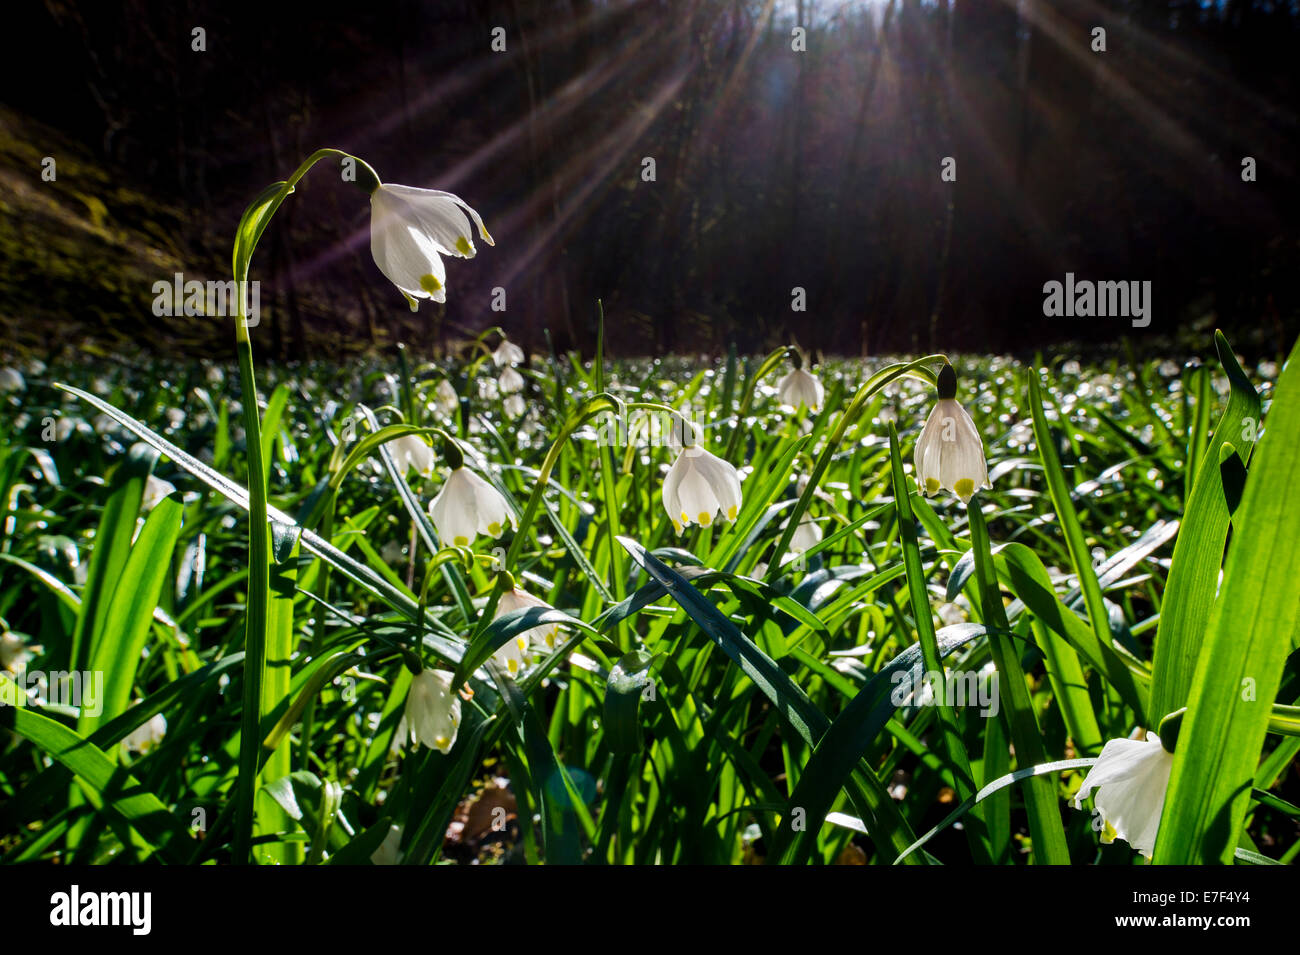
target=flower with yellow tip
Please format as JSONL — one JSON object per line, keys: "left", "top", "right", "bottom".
{"left": 404, "top": 668, "right": 462, "bottom": 754}
{"left": 121, "top": 713, "right": 167, "bottom": 755}
{"left": 662, "top": 434, "right": 743, "bottom": 534}
{"left": 1072, "top": 730, "right": 1175, "bottom": 858}
{"left": 429, "top": 466, "right": 513, "bottom": 547}
{"left": 388, "top": 434, "right": 435, "bottom": 479}
{"left": 495, "top": 587, "right": 561, "bottom": 652}
{"left": 369, "top": 182, "right": 493, "bottom": 311}
{"left": 914, "top": 363, "right": 990, "bottom": 505}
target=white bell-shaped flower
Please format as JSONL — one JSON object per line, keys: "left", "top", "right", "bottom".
{"left": 0, "top": 368, "right": 26, "bottom": 393}
{"left": 503, "top": 394, "right": 526, "bottom": 419}
{"left": 141, "top": 475, "right": 176, "bottom": 512}
{"left": 914, "top": 364, "right": 990, "bottom": 504}
{"left": 388, "top": 434, "right": 434, "bottom": 479}
{"left": 121, "top": 713, "right": 167, "bottom": 755}
{"left": 370, "top": 824, "right": 404, "bottom": 865}
{"left": 429, "top": 466, "right": 513, "bottom": 547}
{"left": 435, "top": 379, "right": 459, "bottom": 415}
{"left": 499, "top": 366, "right": 524, "bottom": 394}
{"left": 784, "top": 516, "right": 823, "bottom": 560}
{"left": 1072, "top": 731, "right": 1174, "bottom": 858}
{"left": 777, "top": 367, "right": 824, "bottom": 411}
{"left": 493, "top": 338, "right": 525, "bottom": 367}
{"left": 495, "top": 587, "right": 561, "bottom": 652}
{"left": 369, "top": 183, "right": 493, "bottom": 310}
{"left": 405, "top": 668, "right": 462, "bottom": 754}
{"left": 492, "top": 631, "right": 529, "bottom": 678}
{"left": 1, "top": 632, "right": 34, "bottom": 673}
{"left": 663, "top": 444, "right": 743, "bottom": 534}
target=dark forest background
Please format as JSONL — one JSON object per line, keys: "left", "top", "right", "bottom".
{"left": 1, "top": 0, "right": 1298, "bottom": 360}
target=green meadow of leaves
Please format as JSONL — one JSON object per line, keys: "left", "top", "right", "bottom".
{"left": 0, "top": 332, "right": 1297, "bottom": 865}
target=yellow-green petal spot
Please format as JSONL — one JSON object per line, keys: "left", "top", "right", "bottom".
{"left": 697, "top": 511, "right": 712, "bottom": 527}
{"left": 453, "top": 535, "right": 469, "bottom": 546}
{"left": 954, "top": 478, "right": 975, "bottom": 500}
{"left": 726, "top": 505, "right": 738, "bottom": 522}
{"left": 925, "top": 477, "right": 941, "bottom": 495}
{"left": 455, "top": 236, "right": 472, "bottom": 255}
{"left": 420, "top": 273, "right": 443, "bottom": 293}
{"left": 487, "top": 521, "right": 502, "bottom": 537}
{"left": 680, "top": 511, "right": 689, "bottom": 525}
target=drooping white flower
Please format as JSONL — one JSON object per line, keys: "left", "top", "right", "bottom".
{"left": 914, "top": 364, "right": 990, "bottom": 504}
{"left": 435, "top": 379, "right": 459, "bottom": 415}
{"left": 495, "top": 587, "right": 561, "bottom": 652}
{"left": 121, "top": 713, "right": 167, "bottom": 754}
{"left": 0, "top": 368, "right": 25, "bottom": 393}
{"left": 404, "top": 669, "right": 462, "bottom": 754}
{"left": 503, "top": 394, "right": 526, "bottom": 419}
{"left": 141, "top": 475, "right": 176, "bottom": 512}
{"left": 777, "top": 368, "right": 824, "bottom": 412}
{"left": 786, "top": 516, "right": 823, "bottom": 558}
{"left": 1072, "top": 731, "right": 1174, "bottom": 858}
{"left": 1, "top": 632, "right": 34, "bottom": 673}
{"left": 492, "top": 630, "right": 529, "bottom": 678}
{"left": 429, "top": 466, "right": 513, "bottom": 547}
{"left": 388, "top": 434, "right": 434, "bottom": 479}
{"left": 663, "top": 445, "right": 743, "bottom": 534}
{"left": 499, "top": 366, "right": 524, "bottom": 394}
{"left": 369, "top": 183, "right": 493, "bottom": 310}
{"left": 371, "top": 824, "right": 404, "bottom": 865}
{"left": 493, "top": 338, "right": 524, "bottom": 367}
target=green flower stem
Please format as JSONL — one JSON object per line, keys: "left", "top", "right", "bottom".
{"left": 232, "top": 317, "right": 270, "bottom": 865}
{"left": 229, "top": 146, "right": 370, "bottom": 862}
{"left": 967, "top": 499, "right": 1071, "bottom": 864}
{"left": 888, "top": 424, "right": 990, "bottom": 864}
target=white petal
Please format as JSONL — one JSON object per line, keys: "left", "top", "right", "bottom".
{"left": 676, "top": 458, "right": 722, "bottom": 528}
{"left": 391, "top": 435, "right": 434, "bottom": 478}
{"left": 693, "top": 448, "right": 743, "bottom": 523}
{"left": 494, "top": 341, "right": 525, "bottom": 366}
{"left": 914, "top": 404, "right": 946, "bottom": 493}
{"left": 378, "top": 184, "right": 478, "bottom": 258}
{"left": 464, "top": 469, "right": 512, "bottom": 538}
{"left": 429, "top": 470, "right": 479, "bottom": 546}
{"left": 662, "top": 453, "right": 690, "bottom": 532}
{"left": 1073, "top": 733, "right": 1173, "bottom": 858}
{"left": 405, "top": 669, "right": 461, "bottom": 754}
{"left": 499, "top": 367, "right": 524, "bottom": 394}
{"left": 370, "top": 189, "right": 448, "bottom": 303}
